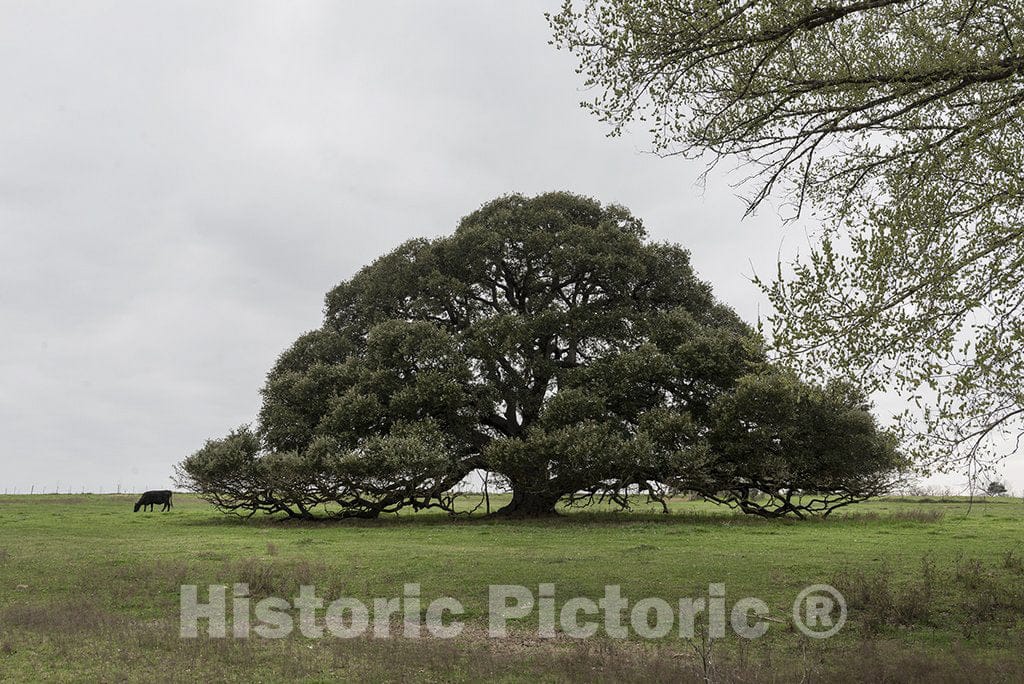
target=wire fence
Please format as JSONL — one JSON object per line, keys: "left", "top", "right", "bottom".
{"left": 0, "top": 484, "right": 174, "bottom": 496}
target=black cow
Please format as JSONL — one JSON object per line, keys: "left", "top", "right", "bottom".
{"left": 134, "top": 490, "right": 173, "bottom": 512}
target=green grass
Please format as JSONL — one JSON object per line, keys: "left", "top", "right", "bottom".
{"left": 1, "top": 494, "right": 1023, "bottom": 681}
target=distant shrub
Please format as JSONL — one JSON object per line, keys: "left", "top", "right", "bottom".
{"left": 985, "top": 481, "right": 1008, "bottom": 496}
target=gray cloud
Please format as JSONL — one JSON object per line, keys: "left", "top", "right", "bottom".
{"left": 1, "top": 1, "right": 1012, "bottom": 493}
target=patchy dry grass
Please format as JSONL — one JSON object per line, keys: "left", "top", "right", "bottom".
{"left": 1, "top": 600, "right": 123, "bottom": 633}
{"left": 2, "top": 619, "right": 1023, "bottom": 682}
{"left": 0, "top": 494, "right": 1022, "bottom": 681}
{"left": 836, "top": 508, "right": 946, "bottom": 523}
{"left": 833, "top": 550, "right": 1024, "bottom": 641}
{"left": 890, "top": 508, "right": 947, "bottom": 523}
{"left": 1001, "top": 548, "right": 1024, "bottom": 573}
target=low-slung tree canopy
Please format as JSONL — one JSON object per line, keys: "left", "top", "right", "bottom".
{"left": 178, "top": 192, "right": 903, "bottom": 518}
{"left": 550, "top": 1, "right": 1024, "bottom": 478}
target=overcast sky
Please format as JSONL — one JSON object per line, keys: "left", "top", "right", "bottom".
{"left": 1, "top": 1, "right": 1017, "bottom": 494}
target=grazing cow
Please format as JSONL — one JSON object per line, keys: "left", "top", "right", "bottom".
{"left": 134, "top": 490, "right": 173, "bottom": 512}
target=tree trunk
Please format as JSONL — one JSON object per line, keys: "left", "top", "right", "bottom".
{"left": 494, "top": 488, "right": 560, "bottom": 517}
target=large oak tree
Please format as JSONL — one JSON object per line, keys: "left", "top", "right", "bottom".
{"left": 179, "top": 192, "right": 902, "bottom": 518}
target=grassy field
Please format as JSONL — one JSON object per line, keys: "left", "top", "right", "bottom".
{"left": 1, "top": 494, "right": 1023, "bottom": 682}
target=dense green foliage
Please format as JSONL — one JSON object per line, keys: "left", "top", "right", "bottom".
{"left": 179, "top": 192, "right": 902, "bottom": 518}
{"left": 550, "top": 1, "right": 1024, "bottom": 477}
